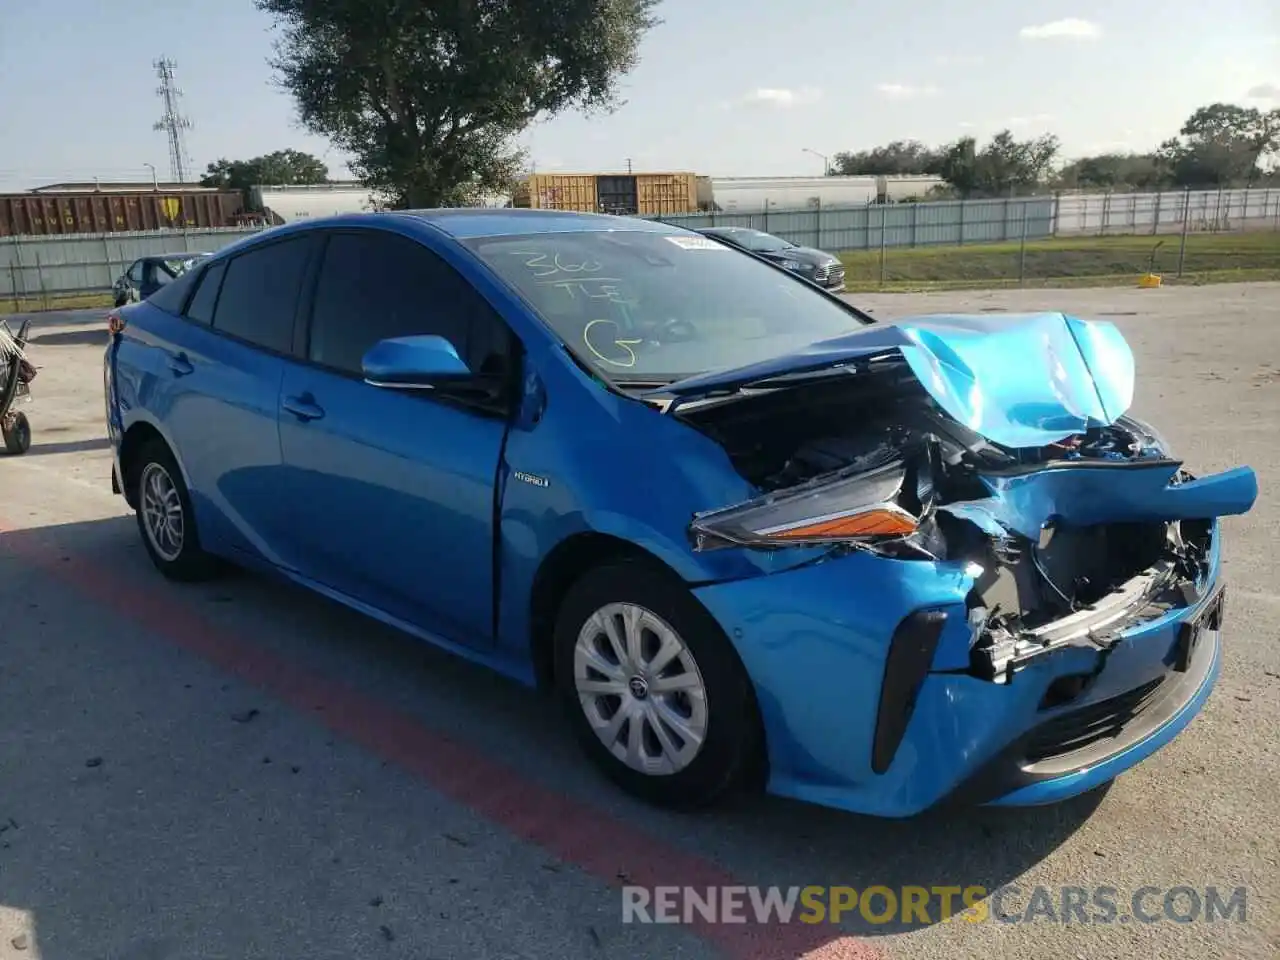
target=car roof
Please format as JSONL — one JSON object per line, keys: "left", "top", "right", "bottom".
{"left": 240, "top": 208, "right": 689, "bottom": 243}
{"left": 397, "top": 208, "right": 689, "bottom": 239}
{"left": 137, "top": 252, "right": 209, "bottom": 262}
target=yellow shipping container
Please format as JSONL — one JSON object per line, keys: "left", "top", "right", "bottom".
{"left": 514, "top": 174, "right": 598, "bottom": 212}
{"left": 634, "top": 173, "right": 698, "bottom": 215}
{"left": 513, "top": 172, "right": 698, "bottom": 216}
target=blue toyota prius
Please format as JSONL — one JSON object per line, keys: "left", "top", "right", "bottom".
{"left": 103, "top": 210, "right": 1258, "bottom": 818}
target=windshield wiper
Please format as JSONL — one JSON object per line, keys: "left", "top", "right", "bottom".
{"left": 611, "top": 378, "right": 678, "bottom": 390}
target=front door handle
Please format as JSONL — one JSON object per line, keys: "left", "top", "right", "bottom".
{"left": 167, "top": 352, "right": 194, "bottom": 377}
{"left": 282, "top": 393, "right": 325, "bottom": 422}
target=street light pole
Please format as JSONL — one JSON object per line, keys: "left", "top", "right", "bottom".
{"left": 802, "top": 148, "right": 830, "bottom": 176}
{"left": 143, "top": 163, "right": 158, "bottom": 190}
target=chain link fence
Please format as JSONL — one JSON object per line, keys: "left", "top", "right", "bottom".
{"left": 654, "top": 187, "right": 1280, "bottom": 290}
{"left": 1, "top": 226, "right": 266, "bottom": 311}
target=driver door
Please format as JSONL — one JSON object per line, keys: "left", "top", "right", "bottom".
{"left": 275, "top": 227, "right": 518, "bottom": 648}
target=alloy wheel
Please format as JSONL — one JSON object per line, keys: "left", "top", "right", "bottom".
{"left": 140, "top": 462, "right": 185, "bottom": 562}
{"left": 572, "top": 602, "right": 709, "bottom": 776}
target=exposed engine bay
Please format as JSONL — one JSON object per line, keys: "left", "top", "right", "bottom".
{"left": 678, "top": 365, "right": 1216, "bottom": 682}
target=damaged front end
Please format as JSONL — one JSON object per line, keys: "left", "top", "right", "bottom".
{"left": 675, "top": 312, "right": 1258, "bottom": 686}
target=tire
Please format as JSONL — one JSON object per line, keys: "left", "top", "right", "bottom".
{"left": 1, "top": 412, "right": 31, "bottom": 455}
{"left": 553, "top": 561, "right": 764, "bottom": 808}
{"left": 132, "top": 438, "right": 221, "bottom": 581}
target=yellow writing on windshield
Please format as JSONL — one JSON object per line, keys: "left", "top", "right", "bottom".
{"left": 583, "top": 319, "right": 642, "bottom": 368}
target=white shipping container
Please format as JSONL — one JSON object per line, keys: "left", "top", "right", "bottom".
{"left": 877, "top": 175, "right": 946, "bottom": 201}
{"left": 251, "top": 183, "right": 378, "bottom": 223}
{"left": 709, "top": 176, "right": 879, "bottom": 212}
{"left": 250, "top": 183, "right": 511, "bottom": 223}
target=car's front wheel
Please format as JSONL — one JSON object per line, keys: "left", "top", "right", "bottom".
{"left": 132, "top": 439, "right": 221, "bottom": 581}
{"left": 553, "top": 561, "right": 763, "bottom": 808}
{"left": 1, "top": 412, "right": 31, "bottom": 455}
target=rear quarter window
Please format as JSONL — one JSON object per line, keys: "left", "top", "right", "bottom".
{"left": 145, "top": 268, "right": 201, "bottom": 315}
{"left": 210, "top": 236, "right": 312, "bottom": 354}
{"left": 183, "top": 260, "right": 227, "bottom": 325}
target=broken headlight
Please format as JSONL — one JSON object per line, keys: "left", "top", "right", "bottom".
{"left": 1119, "top": 414, "right": 1176, "bottom": 458}
{"left": 689, "top": 458, "right": 925, "bottom": 551}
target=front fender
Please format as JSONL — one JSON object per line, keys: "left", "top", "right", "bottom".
{"left": 492, "top": 357, "right": 829, "bottom": 659}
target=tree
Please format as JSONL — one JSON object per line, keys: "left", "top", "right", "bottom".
{"left": 1156, "top": 103, "right": 1280, "bottom": 186}
{"left": 199, "top": 149, "right": 329, "bottom": 191}
{"left": 830, "top": 140, "right": 943, "bottom": 176}
{"left": 1055, "top": 153, "right": 1167, "bottom": 191}
{"left": 935, "top": 130, "right": 1060, "bottom": 197}
{"left": 256, "top": 0, "right": 660, "bottom": 208}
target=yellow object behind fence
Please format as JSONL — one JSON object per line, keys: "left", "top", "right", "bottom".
{"left": 1138, "top": 273, "right": 1163, "bottom": 288}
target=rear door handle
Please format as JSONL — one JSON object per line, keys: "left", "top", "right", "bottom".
{"left": 167, "top": 352, "right": 194, "bottom": 377}
{"left": 282, "top": 393, "right": 325, "bottom": 422}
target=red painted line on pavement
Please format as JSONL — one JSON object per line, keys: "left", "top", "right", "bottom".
{"left": 0, "top": 518, "right": 878, "bottom": 960}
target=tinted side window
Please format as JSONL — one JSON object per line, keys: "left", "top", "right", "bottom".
{"left": 211, "top": 237, "right": 311, "bottom": 354}
{"left": 308, "top": 231, "right": 510, "bottom": 376}
{"left": 126, "top": 262, "right": 143, "bottom": 283}
{"left": 183, "top": 260, "right": 227, "bottom": 325}
{"left": 146, "top": 267, "right": 201, "bottom": 315}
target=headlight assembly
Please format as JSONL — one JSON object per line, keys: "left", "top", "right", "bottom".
{"left": 689, "top": 457, "right": 920, "bottom": 551}
{"left": 1120, "top": 414, "right": 1176, "bottom": 458}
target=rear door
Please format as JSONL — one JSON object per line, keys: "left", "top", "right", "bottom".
{"left": 276, "top": 226, "right": 517, "bottom": 646}
{"left": 160, "top": 234, "right": 316, "bottom": 566}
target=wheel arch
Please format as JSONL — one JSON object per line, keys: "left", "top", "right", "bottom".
{"left": 528, "top": 532, "right": 682, "bottom": 690}
{"left": 118, "top": 420, "right": 177, "bottom": 509}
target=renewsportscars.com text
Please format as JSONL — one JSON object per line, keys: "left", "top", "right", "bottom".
{"left": 621, "top": 884, "right": 1248, "bottom": 926}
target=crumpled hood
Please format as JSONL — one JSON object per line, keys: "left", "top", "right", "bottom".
{"left": 656, "top": 312, "right": 1135, "bottom": 449}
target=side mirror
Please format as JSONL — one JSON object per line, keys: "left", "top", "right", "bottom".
{"left": 362, "top": 335, "right": 472, "bottom": 389}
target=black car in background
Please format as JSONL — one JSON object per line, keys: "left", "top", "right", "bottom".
{"left": 112, "top": 253, "right": 210, "bottom": 307}
{"left": 694, "top": 227, "right": 846, "bottom": 292}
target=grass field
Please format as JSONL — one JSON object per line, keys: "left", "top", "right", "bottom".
{"left": 839, "top": 231, "right": 1280, "bottom": 291}
{"left": 0, "top": 292, "right": 112, "bottom": 316}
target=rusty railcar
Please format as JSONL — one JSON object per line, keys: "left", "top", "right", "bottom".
{"left": 0, "top": 191, "right": 245, "bottom": 236}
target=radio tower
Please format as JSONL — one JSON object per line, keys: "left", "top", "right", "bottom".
{"left": 153, "top": 58, "right": 193, "bottom": 183}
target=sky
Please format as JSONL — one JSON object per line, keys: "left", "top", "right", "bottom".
{"left": 1, "top": 1, "right": 1277, "bottom": 191}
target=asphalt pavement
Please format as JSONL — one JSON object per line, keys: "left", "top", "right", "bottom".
{"left": 0, "top": 287, "right": 1276, "bottom": 959}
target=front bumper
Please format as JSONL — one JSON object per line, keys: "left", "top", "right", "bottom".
{"left": 806, "top": 269, "right": 845, "bottom": 293}
{"left": 692, "top": 523, "right": 1227, "bottom": 818}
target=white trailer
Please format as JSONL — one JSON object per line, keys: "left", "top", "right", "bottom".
{"left": 249, "top": 183, "right": 512, "bottom": 223}
{"left": 699, "top": 174, "right": 947, "bottom": 212}
{"left": 706, "top": 176, "right": 880, "bottom": 211}
{"left": 250, "top": 183, "right": 379, "bottom": 223}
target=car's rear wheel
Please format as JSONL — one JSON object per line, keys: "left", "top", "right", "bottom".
{"left": 553, "top": 561, "right": 763, "bottom": 808}
{"left": 133, "top": 439, "right": 221, "bottom": 581}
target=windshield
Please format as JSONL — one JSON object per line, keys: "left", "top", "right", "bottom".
{"left": 159, "top": 256, "right": 204, "bottom": 278}
{"left": 725, "top": 229, "right": 795, "bottom": 253}
{"left": 464, "top": 229, "right": 866, "bottom": 383}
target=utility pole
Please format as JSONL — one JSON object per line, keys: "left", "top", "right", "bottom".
{"left": 625, "top": 158, "right": 633, "bottom": 174}
{"left": 153, "top": 58, "right": 193, "bottom": 183}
